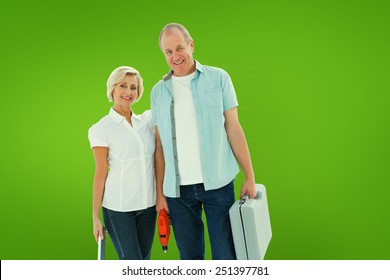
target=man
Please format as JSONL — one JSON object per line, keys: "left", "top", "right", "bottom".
{"left": 151, "top": 23, "right": 256, "bottom": 260}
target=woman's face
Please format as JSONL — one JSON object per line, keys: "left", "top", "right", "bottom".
{"left": 112, "top": 74, "right": 138, "bottom": 107}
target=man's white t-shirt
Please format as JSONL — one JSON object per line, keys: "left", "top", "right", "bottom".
{"left": 171, "top": 72, "right": 204, "bottom": 185}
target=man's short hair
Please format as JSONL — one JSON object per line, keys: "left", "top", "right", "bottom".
{"left": 159, "top": 23, "right": 193, "bottom": 50}
{"left": 106, "top": 66, "right": 144, "bottom": 102}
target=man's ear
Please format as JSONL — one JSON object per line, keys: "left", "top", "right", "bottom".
{"left": 190, "top": 41, "right": 195, "bottom": 53}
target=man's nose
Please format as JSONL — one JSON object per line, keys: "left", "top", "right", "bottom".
{"left": 172, "top": 51, "right": 179, "bottom": 60}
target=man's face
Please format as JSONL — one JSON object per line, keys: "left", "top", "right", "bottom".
{"left": 160, "top": 28, "right": 195, "bottom": 77}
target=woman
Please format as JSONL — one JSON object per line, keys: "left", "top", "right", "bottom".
{"left": 88, "top": 66, "right": 156, "bottom": 260}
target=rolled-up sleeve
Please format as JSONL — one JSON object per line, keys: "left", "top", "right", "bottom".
{"left": 221, "top": 70, "right": 239, "bottom": 111}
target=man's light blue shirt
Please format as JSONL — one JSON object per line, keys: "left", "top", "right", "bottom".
{"left": 151, "top": 60, "right": 240, "bottom": 198}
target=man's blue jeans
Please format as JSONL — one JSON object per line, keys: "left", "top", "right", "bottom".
{"left": 167, "top": 181, "right": 236, "bottom": 260}
{"left": 102, "top": 206, "right": 156, "bottom": 260}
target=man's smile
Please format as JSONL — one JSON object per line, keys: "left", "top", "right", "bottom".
{"left": 173, "top": 59, "right": 184, "bottom": 65}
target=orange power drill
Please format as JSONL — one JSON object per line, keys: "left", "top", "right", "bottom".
{"left": 157, "top": 209, "right": 171, "bottom": 253}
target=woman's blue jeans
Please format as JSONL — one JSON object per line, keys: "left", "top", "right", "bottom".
{"left": 102, "top": 206, "right": 156, "bottom": 260}
{"left": 167, "top": 181, "right": 236, "bottom": 260}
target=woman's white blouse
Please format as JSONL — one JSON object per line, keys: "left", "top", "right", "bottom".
{"left": 88, "top": 108, "right": 155, "bottom": 212}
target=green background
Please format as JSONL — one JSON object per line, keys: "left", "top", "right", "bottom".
{"left": 1, "top": 0, "right": 389, "bottom": 260}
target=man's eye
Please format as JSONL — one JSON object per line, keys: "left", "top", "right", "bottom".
{"left": 166, "top": 50, "right": 172, "bottom": 55}
{"left": 131, "top": 87, "right": 137, "bottom": 90}
{"left": 120, "top": 84, "right": 126, "bottom": 88}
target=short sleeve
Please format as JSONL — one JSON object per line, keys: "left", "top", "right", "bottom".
{"left": 221, "top": 70, "right": 239, "bottom": 111}
{"left": 141, "top": 110, "right": 155, "bottom": 132}
{"left": 88, "top": 124, "right": 108, "bottom": 148}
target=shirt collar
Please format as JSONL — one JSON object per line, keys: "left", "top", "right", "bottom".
{"left": 163, "top": 60, "right": 204, "bottom": 81}
{"left": 109, "top": 107, "right": 141, "bottom": 124}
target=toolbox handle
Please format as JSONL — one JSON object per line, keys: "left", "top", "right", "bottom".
{"left": 239, "top": 194, "right": 250, "bottom": 205}
{"left": 239, "top": 190, "right": 263, "bottom": 205}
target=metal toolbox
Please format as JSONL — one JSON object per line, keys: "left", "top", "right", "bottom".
{"left": 229, "top": 184, "right": 272, "bottom": 260}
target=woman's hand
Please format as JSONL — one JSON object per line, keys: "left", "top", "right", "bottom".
{"left": 93, "top": 217, "right": 104, "bottom": 243}
{"left": 156, "top": 194, "right": 169, "bottom": 213}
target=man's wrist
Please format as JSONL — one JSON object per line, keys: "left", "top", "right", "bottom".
{"left": 244, "top": 174, "right": 255, "bottom": 182}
